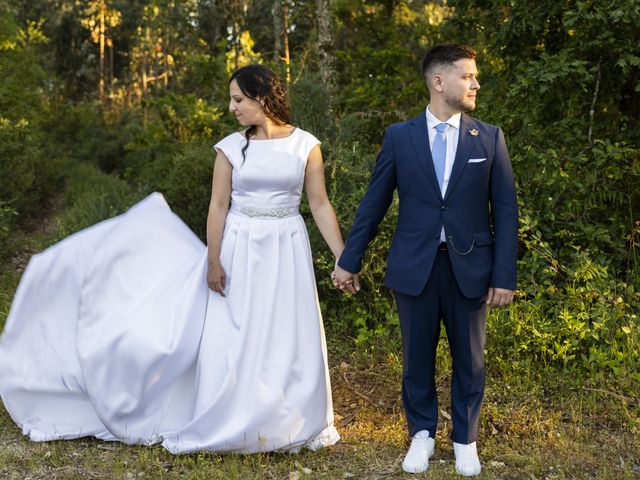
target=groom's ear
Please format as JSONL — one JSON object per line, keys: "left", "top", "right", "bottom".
{"left": 431, "top": 73, "right": 444, "bottom": 93}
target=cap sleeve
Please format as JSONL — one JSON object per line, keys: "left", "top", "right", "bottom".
{"left": 299, "top": 130, "right": 321, "bottom": 163}
{"left": 213, "top": 132, "right": 244, "bottom": 169}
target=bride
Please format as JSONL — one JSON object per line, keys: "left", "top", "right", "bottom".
{"left": 0, "top": 64, "right": 355, "bottom": 453}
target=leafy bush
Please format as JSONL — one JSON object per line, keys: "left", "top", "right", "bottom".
{"left": 0, "top": 12, "right": 61, "bottom": 257}
{"left": 1, "top": 0, "right": 638, "bottom": 394}
{"left": 41, "top": 102, "right": 135, "bottom": 173}
{"left": 0, "top": 202, "right": 17, "bottom": 258}
{"left": 489, "top": 261, "right": 640, "bottom": 391}
{"left": 149, "top": 142, "right": 213, "bottom": 240}
{"left": 0, "top": 14, "right": 48, "bottom": 122}
{"left": 289, "top": 75, "right": 333, "bottom": 141}
{"left": 0, "top": 118, "right": 62, "bottom": 256}
{"left": 304, "top": 140, "right": 401, "bottom": 348}
{"left": 56, "top": 162, "right": 140, "bottom": 239}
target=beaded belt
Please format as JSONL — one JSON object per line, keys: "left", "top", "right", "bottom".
{"left": 229, "top": 203, "right": 299, "bottom": 219}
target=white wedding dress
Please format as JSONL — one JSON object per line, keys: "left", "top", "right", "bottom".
{"left": 0, "top": 128, "right": 340, "bottom": 453}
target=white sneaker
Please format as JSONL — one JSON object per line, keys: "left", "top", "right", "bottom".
{"left": 402, "top": 430, "right": 435, "bottom": 474}
{"left": 453, "top": 441, "right": 481, "bottom": 476}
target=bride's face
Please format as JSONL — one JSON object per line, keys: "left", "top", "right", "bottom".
{"left": 228, "top": 79, "right": 265, "bottom": 126}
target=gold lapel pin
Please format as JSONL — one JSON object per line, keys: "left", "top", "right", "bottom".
{"left": 469, "top": 129, "right": 479, "bottom": 136}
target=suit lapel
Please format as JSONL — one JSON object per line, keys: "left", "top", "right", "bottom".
{"left": 408, "top": 113, "right": 442, "bottom": 199}
{"left": 444, "top": 114, "right": 476, "bottom": 201}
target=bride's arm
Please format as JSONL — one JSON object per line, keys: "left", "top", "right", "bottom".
{"left": 304, "top": 145, "right": 343, "bottom": 258}
{"left": 304, "top": 145, "right": 359, "bottom": 293}
{"left": 206, "top": 151, "right": 232, "bottom": 295}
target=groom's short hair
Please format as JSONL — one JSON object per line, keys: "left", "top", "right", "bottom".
{"left": 422, "top": 44, "right": 476, "bottom": 80}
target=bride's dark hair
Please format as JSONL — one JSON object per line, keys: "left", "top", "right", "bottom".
{"left": 229, "top": 65, "right": 292, "bottom": 162}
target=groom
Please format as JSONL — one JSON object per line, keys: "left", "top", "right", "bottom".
{"left": 334, "top": 44, "right": 518, "bottom": 476}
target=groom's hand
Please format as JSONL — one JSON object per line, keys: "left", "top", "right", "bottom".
{"left": 486, "top": 287, "right": 514, "bottom": 307}
{"left": 332, "top": 265, "right": 361, "bottom": 294}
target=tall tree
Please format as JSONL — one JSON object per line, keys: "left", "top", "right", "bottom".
{"left": 272, "top": 0, "right": 282, "bottom": 63}
{"left": 81, "top": 0, "right": 122, "bottom": 102}
{"left": 316, "top": 0, "right": 334, "bottom": 88}
{"left": 281, "top": 0, "right": 290, "bottom": 82}
{"left": 196, "top": 0, "right": 224, "bottom": 56}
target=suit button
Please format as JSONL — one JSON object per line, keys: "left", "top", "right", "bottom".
{"left": 441, "top": 205, "right": 446, "bottom": 211}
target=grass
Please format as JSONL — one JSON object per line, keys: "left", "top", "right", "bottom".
{"left": 0, "top": 162, "right": 638, "bottom": 479}
{"left": 0, "top": 351, "right": 638, "bottom": 479}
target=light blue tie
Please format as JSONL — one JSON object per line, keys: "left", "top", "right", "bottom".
{"left": 432, "top": 123, "right": 449, "bottom": 189}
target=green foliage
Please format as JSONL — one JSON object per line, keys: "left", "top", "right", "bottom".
{"left": 0, "top": 12, "right": 61, "bottom": 257}
{"left": 56, "top": 162, "right": 140, "bottom": 239}
{"left": 41, "top": 102, "right": 135, "bottom": 172}
{"left": 146, "top": 93, "right": 224, "bottom": 144}
{"left": 0, "top": 14, "right": 48, "bottom": 121}
{"left": 121, "top": 115, "right": 178, "bottom": 185}
{"left": 0, "top": 203, "right": 17, "bottom": 259}
{"left": 307, "top": 140, "right": 401, "bottom": 349}
{"left": 179, "top": 51, "right": 228, "bottom": 99}
{"left": 334, "top": 1, "right": 433, "bottom": 117}
{"left": 115, "top": 94, "right": 227, "bottom": 238}
{"left": 0, "top": 0, "right": 638, "bottom": 393}
{"left": 0, "top": 119, "right": 48, "bottom": 217}
{"left": 407, "top": 0, "right": 640, "bottom": 387}
{"left": 514, "top": 140, "right": 639, "bottom": 279}
{"left": 289, "top": 74, "right": 334, "bottom": 141}
{"left": 490, "top": 271, "right": 640, "bottom": 389}
{"left": 147, "top": 142, "right": 213, "bottom": 239}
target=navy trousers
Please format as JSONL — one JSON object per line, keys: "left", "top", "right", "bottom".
{"left": 394, "top": 247, "right": 487, "bottom": 444}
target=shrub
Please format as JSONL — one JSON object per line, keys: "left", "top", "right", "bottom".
{"left": 289, "top": 75, "right": 333, "bottom": 141}
{"left": 56, "top": 162, "right": 140, "bottom": 239}
{"left": 155, "top": 142, "right": 214, "bottom": 240}
{"left": 0, "top": 118, "right": 62, "bottom": 237}
{"left": 305, "top": 140, "right": 401, "bottom": 348}
{"left": 0, "top": 12, "right": 61, "bottom": 258}
{"left": 42, "top": 102, "right": 134, "bottom": 173}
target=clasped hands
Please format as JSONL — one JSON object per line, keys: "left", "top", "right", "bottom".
{"left": 331, "top": 264, "right": 360, "bottom": 294}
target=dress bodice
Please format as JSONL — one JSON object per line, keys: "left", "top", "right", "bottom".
{"left": 214, "top": 128, "right": 320, "bottom": 211}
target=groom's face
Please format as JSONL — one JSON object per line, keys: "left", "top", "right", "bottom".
{"left": 441, "top": 58, "right": 480, "bottom": 113}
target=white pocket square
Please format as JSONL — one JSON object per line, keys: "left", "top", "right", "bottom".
{"left": 467, "top": 158, "right": 487, "bottom": 163}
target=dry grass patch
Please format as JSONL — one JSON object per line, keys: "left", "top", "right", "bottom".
{"left": 0, "top": 346, "right": 639, "bottom": 479}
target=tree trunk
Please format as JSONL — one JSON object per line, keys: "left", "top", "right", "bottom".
{"left": 108, "top": 37, "right": 114, "bottom": 93}
{"left": 142, "top": 27, "right": 149, "bottom": 96}
{"left": 316, "top": 0, "right": 335, "bottom": 88}
{"left": 197, "top": 0, "right": 222, "bottom": 56}
{"left": 162, "top": 32, "right": 168, "bottom": 91}
{"left": 282, "top": 1, "right": 290, "bottom": 84}
{"left": 142, "top": 65, "right": 148, "bottom": 95}
{"left": 234, "top": 20, "right": 241, "bottom": 70}
{"left": 230, "top": 0, "right": 243, "bottom": 70}
{"left": 99, "top": 1, "right": 105, "bottom": 102}
{"left": 272, "top": 0, "right": 282, "bottom": 64}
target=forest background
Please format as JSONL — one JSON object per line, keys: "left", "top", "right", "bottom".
{"left": 0, "top": 0, "right": 639, "bottom": 478}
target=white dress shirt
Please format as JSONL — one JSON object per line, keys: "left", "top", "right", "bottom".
{"left": 425, "top": 106, "right": 461, "bottom": 241}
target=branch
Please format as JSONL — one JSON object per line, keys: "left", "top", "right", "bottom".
{"left": 572, "top": 386, "right": 637, "bottom": 403}
{"left": 341, "top": 372, "right": 380, "bottom": 409}
{"left": 587, "top": 60, "right": 602, "bottom": 146}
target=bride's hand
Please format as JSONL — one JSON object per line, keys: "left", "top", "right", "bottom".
{"left": 332, "top": 264, "right": 360, "bottom": 294}
{"left": 207, "top": 260, "right": 227, "bottom": 297}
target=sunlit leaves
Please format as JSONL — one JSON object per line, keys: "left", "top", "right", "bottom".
{"left": 80, "top": 1, "right": 122, "bottom": 45}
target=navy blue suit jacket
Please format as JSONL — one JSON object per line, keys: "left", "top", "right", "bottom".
{"left": 338, "top": 112, "right": 518, "bottom": 298}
